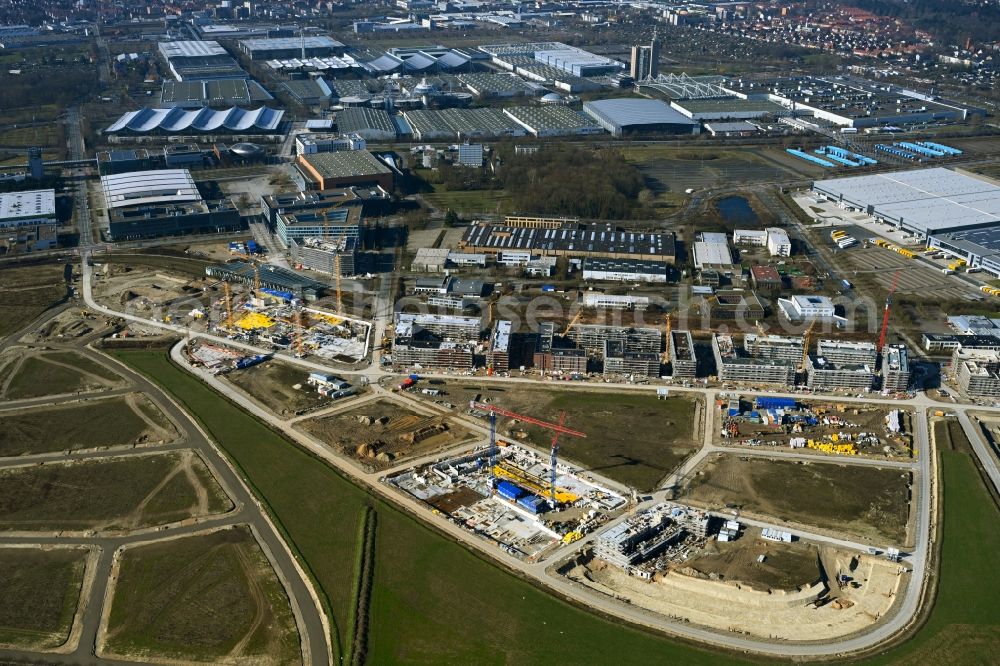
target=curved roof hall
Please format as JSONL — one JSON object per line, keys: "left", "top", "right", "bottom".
{"left": 106, "top": 106, "right": 284, "bottom": 133}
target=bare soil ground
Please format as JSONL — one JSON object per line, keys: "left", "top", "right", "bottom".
{"left": 102, "top": 526, "right": 300, "bottom": 665}
{"left": 0, "top": 264, "right": 67, "bottom": 340}
{"left": 299, "top": 398, "right": 471, "bottom": 468}
{"left": 224, "top": 360, "right": 333, "bottom": 417}
{"left": 0, "top": 350, "right": 125, "bottom": 401}
{"left": 681, "top": 536, "right": 822, "bottom": 591}
{"left": 682, "top": 454, "right": 912, "bottom": 544}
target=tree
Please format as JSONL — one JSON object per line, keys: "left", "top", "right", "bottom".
{"left": 444, "top": 209, "right": 460, "bottom": 227}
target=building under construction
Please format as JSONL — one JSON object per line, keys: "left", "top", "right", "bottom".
{"left": 571, "top": 324, "right": 661, "bottom": 355}
{"left": 713, "top": 333, "right": 797, "bottom": 385}
{"left": 205, "top": 262, "right": 327, "bottom": 300}
{"left": 488, "top": 320, "right": 512, "bottom": 373}
{"left": 276, "top": 204, "right": 363, "bottom": 247}
{"left": 602, "top": 340, "right": 660, "bottom": 378}
{"left": 533, "top": 322, "right": 587, "bottom": 373}
{"left": 669, "top": 330, "right": 697, "bottom": 378}
{"left": 881, "top": 345, "right": 911, "bottom": 393}
{"left": 289, "top": 237, "right": 358, "bottom": 276}
{"left": 743, "top": 333, "right": 805, "bottom": 363}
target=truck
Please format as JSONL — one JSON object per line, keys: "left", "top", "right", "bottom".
{"left": 246, "top": 240, "right": 259, "bottom": 254}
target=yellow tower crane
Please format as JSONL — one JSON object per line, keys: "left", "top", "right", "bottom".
{"left": 800, "top": 318, "right": 817, "bottom": 373}
{"left": 662, "top": 313, "right": 672, "bottom": 364}
{"left": 562, "top": 309, "right": 582, "bottom": 337}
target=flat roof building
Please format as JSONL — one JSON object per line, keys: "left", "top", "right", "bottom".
{"left": 206, "top": 261, "right": 326, "bottom": 300}
{"left": 160, "top": 79, "right": 272, "bottom": 108}
{"left": 293, "top": 151, "right": 394, "bottom": 191}
{"left": 806, "top": 356, "right": 875, "bottom": 391}
{"left": 954, "top": 349, "right": 1000, "bottom": 397}
{"left": 275, "top": 205, "right": 363, "bottom": 247}
{"left": 571, "top": 324, "right": 660, "bottom": 355}
{"left": 603, "top": 339, "right": 660, "bottom": 378}
{"left": 814, "top": 168, "right": 1000, "bottom": 239}
{"left": 713, "top": 333, "right": 797, "bottom": 385}
{"left": 693, "top": 232, "right": 736, "bottom": 272}
{"left": 461, "top": 223, "right": 675, "bottom": 262}
{"left": 0, "top": 189, "right": 56, "bottom": 252}
{"left": 239, "top": 36, "right": 345, "bottom": 60}
{"left": 669, "top": 330, "right": 697, "bottom": 378}
{"left": 582, "top": 258, "right": 671, "bottom": 283}
{"left": 488, "top": 320, "right": 512, "bottom": 373}
{"left": 743, "top": 334, "right": 805, "bottom": 363}
{"left": 881, "top": 345, "right": 911, "bottom": 393}
{"left": 583, "top": 98, "right": 699, "bottom": 136}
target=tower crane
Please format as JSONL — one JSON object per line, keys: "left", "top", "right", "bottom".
{"left": 469, "top": 401, "right": 586, "bottom": 507}
{"left": 562, "top": 309, "right": 582, "bottom": 337}
{"left": 800, "top": 318, "right": 817, "bottom": 374}
{"left": 222, "top": 281, "right": 235, "bottom": 328}
{"left": 877, "top": 270, "right": 902, "bottom": 353}
{"left": 662, "top": 313, "right": 672, "bottom": 364}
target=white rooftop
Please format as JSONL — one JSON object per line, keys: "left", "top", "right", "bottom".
{"left": 814, "top": 168, "right": 1000, "bottom": 234}
{"left": 159, "top": 40, "right": 228, "bottom": 59}
{"left": 693, "top": 240, "right": 733, "bottom": 268}
{"left": 0, "top": 189, "right": 55, "bottom": 220}
{"left": 100, "top": 169, "right": 201, "bottom": 210}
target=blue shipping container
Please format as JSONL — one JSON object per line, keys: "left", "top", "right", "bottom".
{"left": 496, "top": 480, "right": 523, "bottom": 501}
{"left": 247, "top": 240, "right": 258, "bottom": 253}
{"left": 518, "top": 495, "right": 545, "bottom": 514}
{"left": 541, "top": 285, "right": 555, "bottom": 292}
{"left": 755, "top": 396, "right": 797, "bottom": 410}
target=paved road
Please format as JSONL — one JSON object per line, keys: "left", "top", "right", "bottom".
{"left": 0, "top": 325, "right": 331, "bottom": 665}
{"left": 956, "top": 410, "right": 1000, "bottom": 492}
{"left": 76, "top": 247, "right": 1000, "bottom": 657}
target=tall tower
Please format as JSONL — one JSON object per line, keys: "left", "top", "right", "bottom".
{"left": 648, "top": 30, "right": 660, "bottom": 79}
{"left": 28, "top": 147, "right": 43, "bottom": 180}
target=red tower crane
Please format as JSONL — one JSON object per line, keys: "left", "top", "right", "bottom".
{"left": 877, "top": 270, "right": 902, "bottom": 352}
{"left": 469, "top": 401, "right": 586, "bottom": 507}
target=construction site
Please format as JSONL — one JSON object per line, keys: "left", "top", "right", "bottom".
{"left": 298, "top": 398, "right": 471, "bottom": 469}
{"left": 560, "top": 503, "right": 907, "bottom": 642}
{"left": 717, "top": 396, "right": 915, "bottom": 459}
{"left": 389, "top": 433, "right": 627, "bottom": 563}
{"left": 89, "top": 255, "right": 372, "bottom": 363}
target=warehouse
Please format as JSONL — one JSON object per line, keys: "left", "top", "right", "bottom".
{"left": 502, "top": 106, "right": 603, "bottom": 137}
{"left": 158, "top": 41, "right": 247, "bottom": 81}
{"left": 582, "top": 258, "right": 671, "bottom": 283}
{"left": 403, "top": 108, "right": 526, "bottom": 140}
{"left": 239, "top": 36, "right": 345, "bottom": 60}
{"left": 813, "top": 168, "right": 1000, "bottom": 240}
{"left": 101, "top": 169, "right": 241, "bottom": 241}
{"left": 293, "top": 151, "right": 394, "bottom": 191}
{"left": 282, "top": 79, "right": 333, "bottom": 106}
{"left": 461, "top": 224, "right": 676, "bottom": 262}
{"left": 458, "top": 72, "right": 534, "bottom": 98}
{"left": 0, "top": 189, "right": 57, "bottom": 252}
{"left": 480, "top": 42, "right": 622, "bottom": 77}
{"left": 693, "top": 232, "right": 736, "bottom": 272}
{"left": 669, "top": 98, "right": 787, "bottom": 121}
{"left": 160, "top": 79, "right": 273, "bottom": 109}
{"left": 335, "top": 107, "right": 397, "bottom": 141}
{"left": 583, "top": 98, "right": 700, "bottom": 137}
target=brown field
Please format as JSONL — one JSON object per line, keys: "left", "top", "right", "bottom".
{"left": 681, "top": 536, "right": 822, "bottom": 591}
{"left": 682, "top": 454, "right": 912, "bottom": 544}
{"left": 224, "top": 360, "right": 339, "bottom": 417}
{"left": 299, "top": 398, "right": 470, "bottom": 468}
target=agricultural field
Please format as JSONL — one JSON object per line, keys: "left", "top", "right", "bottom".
{"left": 0, "top": 350, "right": 125, "bottom": 401}
{"left": 0, "top": 547, "right": 88, "bottom": 650}
{"left": 0, "top": 394, "right": 176, "bottom": 457}
{"left": 409, "top": 382, "right": 700, "bottom": 491}
{"left": 298, "top": 398, "right": 470, "bottom": 467}
{"left": 224, "top": 360, "right": 336, "bottom": 416}
{"left": 0, "top": 263, "right": 68, "bottom": 339}
{"left": 0, "top": 451, "right": 232, "bottom": 532}
{"left": 113, "top": 349, "right": 740, "bottom": 666}
{"left": 103, "top": 526, "right": 300, "bottom": 664}
{"left": 682, "top": 454, "right": 912, "bottom": 544}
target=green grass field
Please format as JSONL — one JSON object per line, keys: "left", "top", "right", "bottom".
{"left": 0, "top": 395, "right": 168, "bottom": 457}
{"left": 0, "top": 451, "right": 231, "bottom": 532}
{"left": 422, "top": 187, "right": 514, "bottom": 216}
{"left": 113, "top": 349, "right": 747, "bottom": 665}
{"left": 44, "top": 352, "right": 123, "bottom": 383}
{"left": 104, "top": 526, "right": 300, "bottom": 664}
{"left": 871, "top": 449, "right": 1000, "bottom": 663}
{"left": 0, "top": 547, "right": 87, "bottom": 650}
{"left": 3, "top": 356, "right": 102, "bottom": 400}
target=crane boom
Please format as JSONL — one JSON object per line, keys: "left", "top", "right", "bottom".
{"left": 469, "top": 402, "right": 586, "bottom": 438}
{"left": 877, "top": 270, "right": 901, "bottom": 352}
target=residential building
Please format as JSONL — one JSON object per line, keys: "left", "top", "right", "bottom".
{"left": 488, "top": 320, "right": 512, "bottom": 373}
{"left": 817, "top": 339, "right": 878, "bottom": 366}
{"left": 570, "top": 325, "right": 661, "bottom": 354}
{"left": 743, "top": 334, "right": 805, "bottom": 363}
{"left": 881, "top": 345, "right": 911, "bottom": 393}
{"left": 954, "top": 349, "right": 1000, "bottom": 397}
{"left": 603, "top": 340, "right": 660, "bottom": 378}
{"left": 806, "top": 357, "right": 875, "bottom": 391}
{"left": 395, "top": 312, "right": 481, "bottom": 342}
{"left": 713, "top": 333, "right": 797, "bottom": 385}
{"left": 669, "top": 330, "right": 697, "bottom": 378}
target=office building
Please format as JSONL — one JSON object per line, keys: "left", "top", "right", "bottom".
{"left": 582, "top": 293, "right": 649, "bottom": 310}
{"left": 275, "top": 205, "right": 363, "bottom": 247}
{"left": 0, "top": 189, "right": 57, "bottom": 252}
{"left": 582, "top": 258, "right": 670, "bottom": 283}
{"left": 395, "top": 312, "right": 481, "bottom": 343}
{"left": 629, "top": 34, "right": 660, "bottom": 81}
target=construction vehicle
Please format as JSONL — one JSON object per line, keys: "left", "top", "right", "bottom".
{"left": 562, "top": 309, "right": 582, "bottom": 337}
{"left": 470, "top": 401, "right": 586, "bottom": 507}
